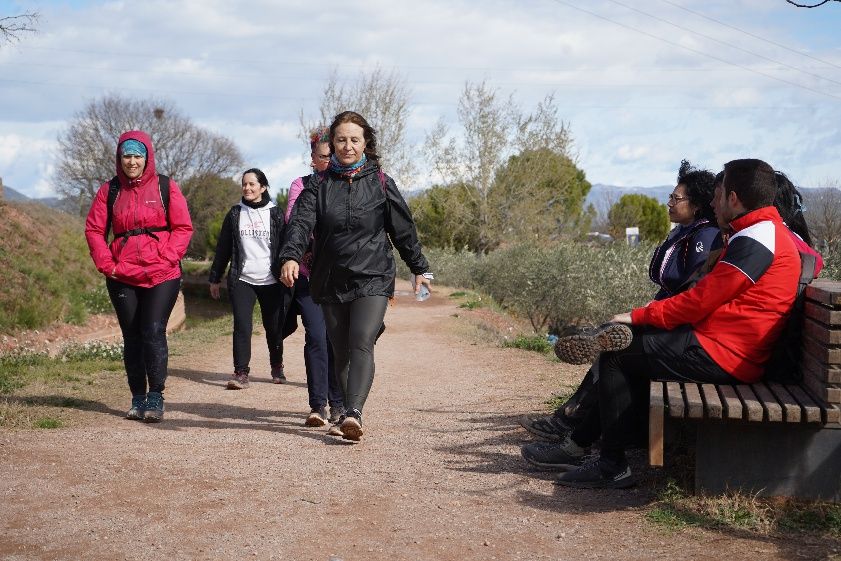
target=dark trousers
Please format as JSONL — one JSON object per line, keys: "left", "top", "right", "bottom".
{"left": 294, "top": 276, "right": 343, "bottom": 410}
{"left": 571, "top": 325, "right": 740, "bottom": 464}
{"left": 107, "top": 277, "right": 181, "bottom": 396}
{"left": 229, "top": 279, "right": 284, "bottom": 372}
{"left": 322, "top": 296, "right": 389, "bottom": 413}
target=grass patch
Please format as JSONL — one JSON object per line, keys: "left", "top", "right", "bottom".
{"left": 33, "top": 417, "right": 63, "bottom": 429}
{"left": 502, "top": 334, "right": 552, "bottom": 354}
{"left": 545, "top": 389, "right": 574, "bottom": 411}
{"left": 647, "top": 479, "right": 841, "bottom": 537}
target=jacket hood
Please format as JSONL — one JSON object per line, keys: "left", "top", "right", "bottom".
{"left": 115, "top": 130, "right": 157, "bottom": 187}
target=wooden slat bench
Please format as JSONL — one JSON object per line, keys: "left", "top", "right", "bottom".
{"left": 649, "top": 279, "right": 841, "bottom": 501}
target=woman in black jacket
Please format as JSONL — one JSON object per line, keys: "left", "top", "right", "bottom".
{"left": 280, "top": 111, "right": 431, "bottom": 441}
{"left": 209, "top": 168, "right": 289, "bottom": 389}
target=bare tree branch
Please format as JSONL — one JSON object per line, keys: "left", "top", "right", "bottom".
{"left": 786, "top": 0, "right": 837, "bottom": 7}
{"left": 54, "top": 95, "right": 243, "bottom": 214}
{"left": 0, "top": 12, "right": 40, "bottom": 44}
{"left": 300, "top": 66, "right": 414, "bottom": 189}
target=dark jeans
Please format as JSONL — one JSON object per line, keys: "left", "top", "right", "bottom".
{"left": 294, "top": 276, "right": 343, "bottom": 410}
{"left": 571, "top": 325, "right": 740, "bottom": 464}
{"left": 322, "top": 296, "right": 389, "bottom": 413}
{"left": 229, "top": 279, "right": 284, "bottom": 372}
{"left": 107, "top": 277, "right": 181, "bottom": 396}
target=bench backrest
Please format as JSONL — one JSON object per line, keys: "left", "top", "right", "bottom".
{"left": 800, "top": 280, "right": 841, "bottom": 428}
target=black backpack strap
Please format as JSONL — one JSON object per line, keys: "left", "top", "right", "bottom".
{"left": 110, "top": 175, "right": 173, "bottom": 242}
{"left": 158, "top": 174, "right": 171, "bottom": 229}
{"left": 105, "top": 176, "right": 120, "bottom": 241}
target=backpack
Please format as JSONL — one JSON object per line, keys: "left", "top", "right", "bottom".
{"left": 762, "top": 250, "right": 818, "bottom": 384}
{"left": 105, "top": 174, "right": 171, "bottom": 242}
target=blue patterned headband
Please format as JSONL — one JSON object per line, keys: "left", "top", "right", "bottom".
{"left": 120, "top": 139, "right": 147, "bottom": 158}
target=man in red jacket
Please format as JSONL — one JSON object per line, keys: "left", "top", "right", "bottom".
{"left": 548, "top": 159, "right": 801, "bottom": 489}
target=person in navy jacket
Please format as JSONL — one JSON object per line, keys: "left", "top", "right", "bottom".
{"left": 648, "top": 160, "right": 721, "bottom": 300}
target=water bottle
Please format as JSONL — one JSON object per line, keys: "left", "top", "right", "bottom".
{"left": 414, "top": 274, "right": 431, "bottom": 302}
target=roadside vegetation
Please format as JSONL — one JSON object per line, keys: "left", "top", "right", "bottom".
{"left": 0, "top": 201, "right": 108, "bottom": 332}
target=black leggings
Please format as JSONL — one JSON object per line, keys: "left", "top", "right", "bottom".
{"left": 321, "top": 296, "right": 389, "bottom": 413}
{"left": 229, "top": 279, "right": 285, "bottom": 372}
{"left": 107, "top": 277, "right": 182, "bottom": 396}
{"left": 571, "top": 325, "right": 739, "bottom": 464}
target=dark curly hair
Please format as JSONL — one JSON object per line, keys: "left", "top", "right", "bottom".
{"left": 329, "top": 111, "right": 380, "bottom": 162}
{"left": 774, "top": 170, "right": 813, "bottom": 246}
{"left": 677, "top": 159, "right": 716, "bottom": 222}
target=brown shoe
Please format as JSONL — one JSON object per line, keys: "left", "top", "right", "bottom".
{"left": 226, "top": 370, "right": 250, "bottom": 390}
{"left": 327, "top": 424, "right": 344, "bottom": 437}
{"left": 554, "top": 323, "right": 633, "bottom": 365}
{"left": 305, "top": 407, "right": 328, "bottom": 427}
{"left": 340, "top": 410, "right": 364, "bottom": 441}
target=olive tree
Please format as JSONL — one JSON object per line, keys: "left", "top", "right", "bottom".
{"left": 54, "top": 95, "right": 243, "bottom": 215}
{"left": 608, "top": 193, "right": 670, "bottom": 242}
{"left": 423, "top": 84, "right": 577, "bottom": 252}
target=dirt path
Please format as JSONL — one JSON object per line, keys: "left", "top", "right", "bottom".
{"left": 0, "top": 280, "right": 834, "bottom": 560}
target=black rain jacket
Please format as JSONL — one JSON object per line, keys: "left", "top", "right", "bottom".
{"left": 279, "top": 162, "right": 429, "bottom": 304}
{"left": 208, "top": 198, "right": 286, "bottom": 290}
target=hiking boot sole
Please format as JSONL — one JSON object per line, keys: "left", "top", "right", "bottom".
{"left": 143, "top": 413, "right": 163, "bottom": 423}
{"left": 554, "top": 472, "right": 636, "bottom": 489}
{"left": 305, "top": 414, "right": 328, "bottom": 427}
{"left": 271, "top": 377, "right": 286, "bottom": 384}
{"left": 340, "top": 418, "right": 363, "bottom": 441}
{"left": 554, "top": 323, "right": 633, "bottom": 364}
{"left": 125, "top": 410, "right": 144, "bottom": 421}
{"left": 327, "top": 425, "right": 344, "bottom": 437}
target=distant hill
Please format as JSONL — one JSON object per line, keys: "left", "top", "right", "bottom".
{"left": 3, "top": 185, "right": 67, "bottom": 210}
{"left": 585, "top": 184, "right": 673, "bottom": 212}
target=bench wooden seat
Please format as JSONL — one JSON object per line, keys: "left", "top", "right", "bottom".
{"left": 649, "top": 280, "right": 841, "bottom": 501}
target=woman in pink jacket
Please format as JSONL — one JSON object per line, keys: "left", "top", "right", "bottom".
{"left": 85, "top": 130, "right": 193, "bottom": 423}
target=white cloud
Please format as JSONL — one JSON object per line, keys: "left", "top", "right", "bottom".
{"left": 1, "top": 0, "right": 840, "bottom": 199}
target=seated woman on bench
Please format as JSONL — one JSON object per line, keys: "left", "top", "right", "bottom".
{"left": 522, "top": 159, "right": 719, "bottom": 444}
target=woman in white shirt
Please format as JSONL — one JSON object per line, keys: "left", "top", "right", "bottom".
{"left": 209, "top": 168, "right": 288, "bottom": 389}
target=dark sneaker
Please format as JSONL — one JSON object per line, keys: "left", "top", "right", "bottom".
{"left": 143, "top": 392, "right": 165, "bottom": 423}
{"left": 554, "top": 323, "right": 633, "bottom": 365}
{"left": 554, "top": 456, "right": 635, "bottom": 489}
{"left": 271, "top": 364, "right": 286, "bottom": 384}
{"left": 519, "top": 415, "right": 573, "bottom": 441}
{"left": 521, "top": 439, "right": 586, "bottom": 471}
{"left": 328, "top": 406, "right": 345, "bottom": 424}
{"left": 227, "top": 370, "right": 250, "bottom": 390}
{"left": 340, "top": 409, "right": 364, "bottom": 441}
{"left": 125, "top": 395, "right": 146, "bottom": 420}
{"left": 305, "top": 406, "right": 328, "bottom": 427}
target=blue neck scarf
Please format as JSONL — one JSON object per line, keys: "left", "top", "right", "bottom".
{"left": 329, "top": 153, "right": 367, "bottom": 176}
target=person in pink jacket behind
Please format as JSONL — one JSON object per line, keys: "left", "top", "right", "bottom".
{"left": 285, "top": 127, "right": 345, "bottom": 428}
{"left": 85, "top": 130, "right": 193, "bottom": 423}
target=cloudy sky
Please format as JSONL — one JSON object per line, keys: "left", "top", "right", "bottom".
{"left": 2, "top": 0, "right": 841, "bottom": 198}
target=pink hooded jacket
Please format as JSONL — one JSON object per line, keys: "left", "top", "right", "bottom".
{"left": 85, "top": 130, "right": 193, "bottom": 288}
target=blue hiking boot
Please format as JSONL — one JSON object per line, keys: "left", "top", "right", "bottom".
{"left": 125, "top": 395, "right": 146, "bottom": 421}
{"left": 143, "top": 391, "right": 165, "bottom": 423}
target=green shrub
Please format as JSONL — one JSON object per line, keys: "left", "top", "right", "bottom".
{"left": 472, "top": 241, "right": 654, "bottom": 332}
{"left": 502, "top": 334, "right": 552, "bottom": 353}
{"left": 33, "top": 417, "right": 63, "bottom": 429}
